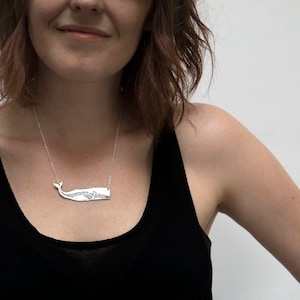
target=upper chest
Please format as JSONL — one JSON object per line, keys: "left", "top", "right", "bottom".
{"left": 0, "top": 132, "right": 154, "bottom": 241}
{"left": 0, "top": 127, "right": 220, "bottom": 241}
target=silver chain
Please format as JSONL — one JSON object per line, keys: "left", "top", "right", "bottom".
{"left": 33, "top": 107, "right": 122, "bottom": 189}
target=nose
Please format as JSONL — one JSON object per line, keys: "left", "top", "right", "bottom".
{"left": 70, "top": 0, "right": 104, "bottom": 14}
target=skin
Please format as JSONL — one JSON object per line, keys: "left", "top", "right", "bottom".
{"left": 0, "top": 0, "right": 299, "bottom": 283}
{"left": 27, "top": 0, "right": 152, "bottom": 82}
{"left": 176, "top": 104, "right": 300, "bottom": 281}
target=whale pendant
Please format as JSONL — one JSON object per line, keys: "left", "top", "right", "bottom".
{"left": 53, "top": 182, "right": 110, "bottom": 201}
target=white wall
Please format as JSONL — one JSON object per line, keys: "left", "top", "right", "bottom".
{"left": 194, "top": 0, "right": 300, "bottom": 299}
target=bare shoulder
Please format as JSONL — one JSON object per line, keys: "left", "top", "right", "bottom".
{"left": 175, "top": 101, "right": 257, "bottom": 207}
{"left": 174, "top": 102, "right": 257, "bottom": 230}
{"left": 0, "top": 102, "right": 33, "bottom": 156}
{"left": 176, "top": 101, "right": 299, "bottom": 205}
{"left": 176, "top": 102, "right": 300, "bottom": 281}
{"left": 175, "top": 102, "right": 252, "bottom": 170}
{"left": 177, "top": 102, "right": 247, "bottom": 144}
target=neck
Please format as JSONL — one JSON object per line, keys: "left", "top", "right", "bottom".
{"left": 34, "top": 75, "right": 123, "bottom": 147}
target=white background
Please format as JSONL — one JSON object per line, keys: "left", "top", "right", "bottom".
{"left": 194, "top": 0, "right": 300, "bottom": 299}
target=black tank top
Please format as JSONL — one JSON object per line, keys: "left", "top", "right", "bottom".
{"left": 0, "top": 131, "right": 212, "bottom": 299}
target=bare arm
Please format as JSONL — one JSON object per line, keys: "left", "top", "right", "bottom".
{"left": 178, "top": 103, "right": 300, "bottom": 281}
{"left": 212, "top": 105, "right": 300, "bottom": 281}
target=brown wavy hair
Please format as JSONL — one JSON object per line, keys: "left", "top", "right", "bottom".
{"left": 0, "top": 0, "right": 213, "bottom": 135}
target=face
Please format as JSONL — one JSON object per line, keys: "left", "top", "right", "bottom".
{"left": 27, "top": 0, "right": 152, "bottom": 83}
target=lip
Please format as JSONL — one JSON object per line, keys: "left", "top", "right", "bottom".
{"left": 57, "top": 25, "right": 111, "bottom": 40}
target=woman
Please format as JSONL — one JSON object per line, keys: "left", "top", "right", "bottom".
{"left": 0, "top": 0, "right": 299, "bottom": 298}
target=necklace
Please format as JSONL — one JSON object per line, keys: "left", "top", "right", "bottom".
{"left": 33, "top": 108, "right": 121, "bottom": 202}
